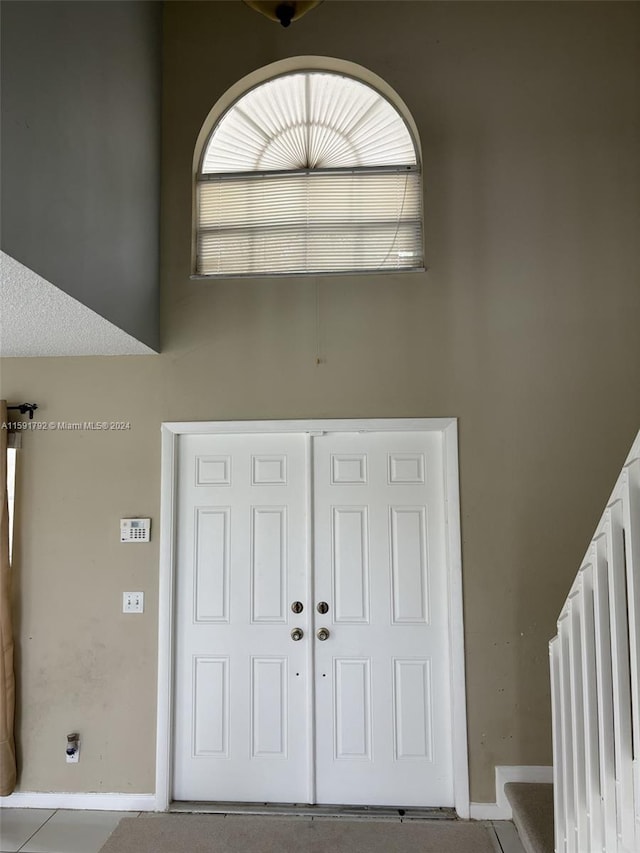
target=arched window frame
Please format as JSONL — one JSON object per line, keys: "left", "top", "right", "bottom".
{"left": 192, "top": 58, "right": 425, "bottom": 279}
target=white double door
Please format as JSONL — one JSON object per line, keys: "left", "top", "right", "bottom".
{"left": 173, "top": 429, "right": 454, "bottom": 807}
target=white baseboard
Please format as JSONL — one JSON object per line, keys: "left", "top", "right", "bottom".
{"left": 470, "top": 765, "right": 553, "bottom": 821}
{"left": 0, "top": 792, "right": 158, "bottom": 811}
{"left": 470, "top": 801, "right": 512, "bottom": 820}
{"left": 0, "top": 766, "right": 552, "bottom": 819}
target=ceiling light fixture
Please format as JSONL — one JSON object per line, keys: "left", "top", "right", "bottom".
{"left": 243, "top": 1, "right": 323, "bottom": 28}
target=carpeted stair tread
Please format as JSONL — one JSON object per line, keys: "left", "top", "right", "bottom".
{"left": 99, "top": 813, "right": 497, "bottom": 853}
{"left": 504, "top": 782, "right": 554, "bottom": 853}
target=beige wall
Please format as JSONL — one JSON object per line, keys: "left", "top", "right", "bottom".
{"left": 1, "top": 1, "right": 639, "bottom": 803}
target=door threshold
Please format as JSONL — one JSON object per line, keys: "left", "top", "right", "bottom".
{"left": 170, "top": 802, "right": 457, "bottom": 821}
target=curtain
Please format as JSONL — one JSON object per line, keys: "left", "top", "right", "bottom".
{"left": 0, "top": 400, "right": 16, "bottom": 795}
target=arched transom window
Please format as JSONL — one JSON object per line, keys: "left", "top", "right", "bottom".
{"left": 195, "top": 70, "right": 423, "bottom": 277}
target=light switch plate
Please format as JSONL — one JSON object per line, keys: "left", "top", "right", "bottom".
{"left": 123, "top": 591, "right": 144, "bottom": 613}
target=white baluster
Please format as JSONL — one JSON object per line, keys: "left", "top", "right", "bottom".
{"left": 551, "top": 636, "right": 567, "bottom": 853}
{"left": 580, "top": 558, "right": 603, "bottom": 852}
{"left": 570, "top": 590, "right": 588, "bottom": 850}
{"left": 621, "top": 459, "right": 640, "bottom": 852}
{"left": 560, "top": 614, "right": 577, "bottom": 853}
{"left": 594, "top": 533, "right": 618, "bottom": 852}
{"left": 606, "top": 503, "right": 635, "bottom": 852}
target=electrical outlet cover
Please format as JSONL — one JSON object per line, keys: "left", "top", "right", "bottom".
{"left": 123, "top": 591, "right": 144, "bottom": 613}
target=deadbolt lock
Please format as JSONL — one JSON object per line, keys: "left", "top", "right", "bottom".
{"left": 317, "top": 601, "right": 329, "bottom": 614}
{"left": 317, "top": 628, "right": 330, "bottom": 641}
{"left": 291, "top": 601, "right": 304, "bottom": 614}
{"left": 291, "top": 628, "right": 304, "bottom": 641}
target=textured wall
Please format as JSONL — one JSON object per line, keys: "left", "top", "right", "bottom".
{"left": 0, "top": 1, "right": 161, "bottom": 350}
{"left": 1, "top": 1, "right": 639, "bottom": 803}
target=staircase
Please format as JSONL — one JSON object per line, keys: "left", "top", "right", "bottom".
{"left": 549, "top": 430, "right": 640, "bottom": 853}
{"left": 505, "top": 783, "right": 554, "bottom": 853}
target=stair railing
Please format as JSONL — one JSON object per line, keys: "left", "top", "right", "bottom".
{"left": 550, "top": 430, "right": 640, "bottom": 853}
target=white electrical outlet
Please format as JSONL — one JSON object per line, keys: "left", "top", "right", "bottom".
{"left": 66, "top": 733, "right": 80, "bottom": 763}
{"left": 66, "top": 744, "right": 80, "bottom": 763}
{"left": 123, "top": 591, "right": 144, "bottom": 613}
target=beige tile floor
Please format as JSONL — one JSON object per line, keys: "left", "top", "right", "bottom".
{"left": 0, "top": 809, "right": 524, "bottom": 853}
{"left": 0, "top": 809, "right": 134, "bottom": 853}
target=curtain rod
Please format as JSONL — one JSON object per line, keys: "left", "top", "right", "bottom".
{"left": 7, "top": 403, "right": 38, "bottom": 420}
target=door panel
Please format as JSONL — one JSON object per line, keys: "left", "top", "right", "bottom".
{"left": 313, "top": 432, "right": 454, "bottom": 806}
{"left": 173, "top": 433, "right": 309, "bottom": 802}
{"left": 332, "top": 507, "right": 369, "bottom": 622}
{"left": 173, "top": 428, "right": 455, "bottom": 808}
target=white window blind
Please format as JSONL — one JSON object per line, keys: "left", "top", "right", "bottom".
{"left": 196, "top": 71, "right": 423, "bottom": 277}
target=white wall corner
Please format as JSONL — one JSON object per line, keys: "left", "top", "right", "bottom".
{"left": 0, "top": 792, "right": 159, "bottom": 811}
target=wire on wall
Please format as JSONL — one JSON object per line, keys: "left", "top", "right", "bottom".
{"left": 315, "top": 279, "right": 324, "bottom": 366}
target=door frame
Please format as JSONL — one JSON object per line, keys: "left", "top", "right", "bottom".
{"left": 155, "top": 418, "right": 469, "bottom": 816}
